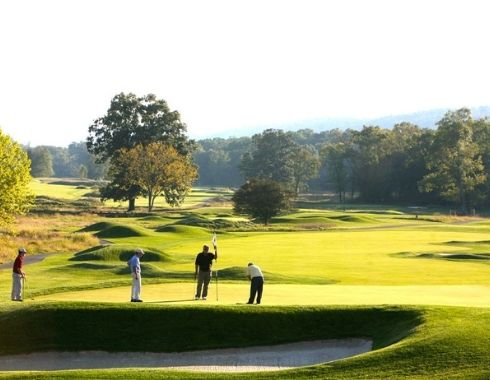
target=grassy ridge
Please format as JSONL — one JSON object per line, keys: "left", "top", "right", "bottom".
{"left": 0, "top": 304, "right": 419, "bottom": 355}
{"left": 0, "top": 305, "right": 489, "bottom": 379}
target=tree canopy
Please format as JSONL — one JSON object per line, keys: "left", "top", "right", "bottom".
{"left": 0, "top": 130, "right": 33, "bottom": 225}
{"left": 28, "top": 146, "right": 54, "bottom": 177}
{"left": 87, "top": 93, "right": 195, "bottom": 210}
{"left": 419, "top": 109, "right": 486, "bottom": 213}
{"left": 87, "top": 93, "right": 194, "bottom": 159}
{"left": 240, "top": 129, "right": 297, "bottom": 184}
{"left": 232, "top": 178, "right": 291, "bottom": 225}
{"left": 113, "top": 142, "right": 198, "bottom": 211}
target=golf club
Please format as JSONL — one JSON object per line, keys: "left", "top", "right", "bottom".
{"left": 22, "top": 276, "right": 26, "bottom": 301}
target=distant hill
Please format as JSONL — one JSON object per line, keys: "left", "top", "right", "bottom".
{"left": 205, "top": 106, "right": 490, "bottom": 138}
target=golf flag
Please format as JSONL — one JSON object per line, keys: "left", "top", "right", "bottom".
{"left": 212, "top": 232, "right": 217, "bottom": 247}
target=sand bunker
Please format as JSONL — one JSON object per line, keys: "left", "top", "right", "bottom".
{"left": 0, "top": 339, "right": 372, "bottom": 372}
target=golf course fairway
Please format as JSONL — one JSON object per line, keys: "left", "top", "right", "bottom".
{"left": 1, "top": 196, "right": 490, "bottom": 378}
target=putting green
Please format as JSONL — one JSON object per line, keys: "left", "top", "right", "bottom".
{"left": 35, "top": 283, "right": 490, "bottom": 307}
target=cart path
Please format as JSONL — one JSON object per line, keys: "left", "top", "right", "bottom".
{"left": 0, "top": 339, "right": 372, "bottom": 372}
{"left": 0, "top": 239, "right": 111, "bottom": 269}
{"left": 0, "top": 254, "right": 52, "bottom": 269}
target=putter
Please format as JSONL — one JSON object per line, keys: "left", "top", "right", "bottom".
{"left": 22, "top": 277, "right": 26, "bottom": 300}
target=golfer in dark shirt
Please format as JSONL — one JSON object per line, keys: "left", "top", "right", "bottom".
{"left": 194, "top": 244, "right": 217, "bottom": 300}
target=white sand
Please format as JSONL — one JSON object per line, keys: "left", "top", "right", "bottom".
{"left": 0, "top": 339, "right": 372, "bottom": 372}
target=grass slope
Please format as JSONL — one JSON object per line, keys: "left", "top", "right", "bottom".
{"left": 0, "top": 304, "right": 488, "bottom": 379}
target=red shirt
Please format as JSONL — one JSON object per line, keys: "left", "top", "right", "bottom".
{"left": 13, "top": 255, "right": 24, "bottom": 274}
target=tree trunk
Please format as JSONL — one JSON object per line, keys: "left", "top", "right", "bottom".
{"left": 148, "top": 190, "right": 153, "bottom": 212}
{"left": 128, "top": 198, "right": 136, "bottom": 212}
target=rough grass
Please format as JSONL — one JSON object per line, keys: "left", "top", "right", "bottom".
{"left": 0, "top": 215, "right": 99, "bottom": 264}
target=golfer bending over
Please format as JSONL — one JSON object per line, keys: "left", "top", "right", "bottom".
{"left": 128, "top": 248, "right": 145, "bottom": 302}
{"left": 11, "top": 248, "right": 27, "bottom": 302}
{"left": 194, "top": 244, "right": 217, "bottom": 300}
{"left": 247, "top": 262, "right": 264, "bottom": 304}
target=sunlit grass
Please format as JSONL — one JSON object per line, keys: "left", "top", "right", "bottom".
{"left": 29, "top": 179, "right": 95, "bottom": 200}
{"left": 0, "top": 214, "right": 99, "bottom": 263}
{"left": 36, "top": 283, "right": 490, "bottom": 308}
{"left": 0, "top": 181, "right": 489, "bottom": 378}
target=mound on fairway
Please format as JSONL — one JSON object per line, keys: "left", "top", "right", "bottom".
{"left": 329, "top": 215, "right": 377, "bottom": 223}
{"left": 71, "top": 245, "right": 168, "bottom": 262}
{"left": 79, "top": 222, "right": 147, "bottom": 238}
{"left": 155, "top": 224, "right": 210, "bottom": 237}
{"left": 114, "top": 263, "right": 167, "bottom": 278}
{"left": 176, "top": 215, "right": 214, "bottom": 227}
{"left": 61, "top": 263, "right": 120, "bottom": 271}
{"left": 79, "top": 222, "right": 119, "bottom": 232}
{"left": 95, "top": 225, "right": 147, "bottom": 238}
{"left": 217, "top": 266, "right": 334, "bottom": 284}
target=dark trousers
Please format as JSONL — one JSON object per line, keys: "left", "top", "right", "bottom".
{"left": 248, "top": 276, "right": 264, "bottom": 304}
{"left": 196, "top": 270, "right": 211, "bottom": 298}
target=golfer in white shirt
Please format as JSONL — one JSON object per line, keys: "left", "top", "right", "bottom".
{"left": 246, "top": 262, "right": 264, "bottom": 304}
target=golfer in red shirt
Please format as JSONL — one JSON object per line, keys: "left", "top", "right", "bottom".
{"left": 11, "top": 248, "right": 26, "bottom": 301}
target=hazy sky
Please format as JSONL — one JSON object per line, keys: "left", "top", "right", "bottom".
{"left": 1, "top": 0, "right": 489, "bottom": 146}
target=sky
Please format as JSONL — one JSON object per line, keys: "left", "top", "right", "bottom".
{"left": 1, "top": 0, "right": 489, "bottom": 147}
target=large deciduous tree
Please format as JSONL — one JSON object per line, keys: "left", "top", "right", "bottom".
{"left": 0, "top": 130, "right": 33, "bottom": 225}
{"left": 114, "top": 143, "right": 198, "bottom": 211}
{"left": 291, "top": 145, "right": 320, "bottom": 195}
{"left": 240, "top": 129, "right": 297, "bottom": 185}
{"left": 321, "top": 142, "right": 350, "bottom": 202}
{"left": 232, "top": 178, "right": 291, "bottom": 225}
{"left": 350, "top": 126, "right": 394, "bottom": 202}
{"left": 87, "top": 93, "right": 195, "bottom": 211}
{"left": 28, "top": 146, "right": 54, "bottom": 177}
{"left": 419, "top": 108, "right": 486, "bottom": 214}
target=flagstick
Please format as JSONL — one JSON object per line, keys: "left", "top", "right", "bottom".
{"left": 212, "top": 231, "right": 218, "bottom": 302}
{"left": 216, "top": 269, "right": 219, "bottom": 301}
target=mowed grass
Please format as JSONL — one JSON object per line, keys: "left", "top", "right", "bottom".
{"left": 107, "top": 224, "right": 490, "bottom": 285}
{"left": 29, "top": 179, "right": 95, "bottom": 200}
{"left": 30, "top": 178, "right": 233, "bottom": 210}
{"left": 1, "top": 182, "right": 490, "bottom": 378}
{"left": 36, "top": 283, "right": 490, "bottom": 308}
{"left": 1, "top": 213, "right": 490, "bottom": 302}
{"left": 0, "top": 304, "right": 488, "bottom": 379}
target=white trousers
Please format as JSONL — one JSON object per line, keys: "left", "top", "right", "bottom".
{"left": 11, "top": 273, "right": 23, "bottom": 300}
{"left": 131, "top": 276, "right": 142, "bottom": 300}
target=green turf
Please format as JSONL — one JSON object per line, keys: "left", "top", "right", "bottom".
{"left": 2, "top": 184, "right": 490, "bottom": 378}
{"left": 0, "top": 304, "right": 488, "bottom": 379}
{"left": 71, "top": 245, "right": 169, "bottom": 262}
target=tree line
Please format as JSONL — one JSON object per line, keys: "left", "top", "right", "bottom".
{"left": 25, "top": 142, "right": 108, "bottom": 179}
{"left": 197, "top": 108, "right": 490, "bottom": 214}
{"left": 22, "top": 93, "right": 490, "bottom": 215}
